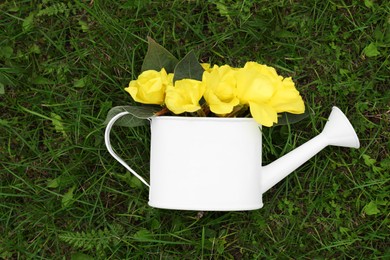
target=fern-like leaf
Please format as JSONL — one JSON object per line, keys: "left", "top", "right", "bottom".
{"left": 37, "top": 1, "right": 81, "bottom": 18}
{"left": 37, "top": 3, "right": 68, "bottom": 17}
{"left": 59, "top": 225, "right": 124, "bottom": 255}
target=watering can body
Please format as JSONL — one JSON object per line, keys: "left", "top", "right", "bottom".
{"left": 105, "top": 107, "right": 360, "bottom": 211}
{"left": 149, "top": 117, "right": 263, "bottom": 210}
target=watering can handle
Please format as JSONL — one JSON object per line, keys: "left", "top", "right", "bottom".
{"left": 104, "top": 111, "right": 150, "bottom": 187}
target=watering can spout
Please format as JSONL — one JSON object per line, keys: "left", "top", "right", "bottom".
{"left": 260, "top": 106, "right": 360, "bottom": 193}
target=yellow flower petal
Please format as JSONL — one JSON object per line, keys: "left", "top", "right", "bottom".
{"left": 243, "top": 62, "right": 281, "bottom": 79}
{"left": 269, "top": 90, "right": 305, "bottom": 113}
{"left": 204, "top": 89, "right": 239, "bottom": 114}
{"left": 269, "top": 77, "right": 305, "bottom": 113}
{"left": 236, "top": 69, "right": 276, "bottom": 104}
{"left": 201, "top": 63, "right": 212, "bottom": 72}
{"left": 249, "top": 102, "right": 278, "bottom": 127}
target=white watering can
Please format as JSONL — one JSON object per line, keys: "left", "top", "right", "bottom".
{"left": 105, "top": 106, "right": 360, "bottom": 211}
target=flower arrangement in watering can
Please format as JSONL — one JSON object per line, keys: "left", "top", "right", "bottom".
{"left": 104, "top": 37, "right": 360, "bottom": 211}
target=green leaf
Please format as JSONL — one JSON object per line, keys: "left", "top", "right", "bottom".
{"left": 103, "top": 105, "right": 160, "bottom": 127}
{"left": 0, "top": 83, "right": 4, "bottom": 95}
{"left": 51, "top": 112, "right": 68, "bottom": 137}
{"left": 274, "top": 107, "right": 311, "bottom": 126}
{"left": 74, "top": 76, "right": 88, "bottom": 88}
{"left": 364, "top": 0, "right": 374, "bottom": 8}
{"left": 173, "top": 50, "right": 204, "bottom": 83}
{"left": 32, "top": 76, "right": 54, "bottom": 85}
{"left": 373, "top": 25, "right": 384, "bottom": 41}
{"left": 380, "top": 158, "right": 390, "bottom": 170}
{"left": 141, "top": 37, "right": 179, "bottom": 73}
{"left": 362, "top": 154, "right": 376, "bottom": 167}
{"left": 62, "top": 186, "right": 76, "bottom": 208}
{"left": 129, "top": 174, "right": 143, "bottom": 188}
{"left": 47, "top": 178, "right": 60, "bottom": 188}
{"left": 363, "top": 43, "right": 380, "bottom": 57}
{"left": 216, "top": 238, "right": 227, "bottom": 254}
{"left": 23, "top": 12, "right": 35, "bottom": 32}
{"left": 47, "top": 174, "right": 76, "bottom": 189}
{"left": 29, "top": 44, "right": 41, "bottom": 54}
{"left": 113, "top": 172, "right": 143, "bottom": 189}
{"left": 363, "top": 201, "right": 380, "bottom": 215}
{"left": 78, "top": 20, "right": 89, "bottom": 32}
{"left": 0, "top": 119, "right": 9, "bottom": 126}
{"left": 8, "top": 3, "right": 20, "bottom": 12}
{"left": 0, "top": 46, "right": 13, "bottom": 59}
{"left": 214, "top": 2, "right": 232, "bottom": 21}
{"left": 133, "top": 229, "right": 153, "bottom": 241}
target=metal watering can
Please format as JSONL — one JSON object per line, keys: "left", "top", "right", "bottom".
{"left": 105, "top": 106, "right": 360, "bottom": 211}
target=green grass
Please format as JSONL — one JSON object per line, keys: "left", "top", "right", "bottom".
{"left": 1, "top": 0, "right": 389, "bottom": 258}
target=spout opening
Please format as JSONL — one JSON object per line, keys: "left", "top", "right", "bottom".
{"left": 322, "top": 106, "right": 360, "bottom": 149}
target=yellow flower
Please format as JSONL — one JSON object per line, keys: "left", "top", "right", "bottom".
{"left": 236, "top": 62, "right": 304, "bottom": 126}
{"left": 125, "top": 68, "right": 170, "bottom": 105}
{"left": 165, "top": 79, "right": 205, "bottom": 114}
{"left": 203, "top": 65, "right": 239, "bottom": 114}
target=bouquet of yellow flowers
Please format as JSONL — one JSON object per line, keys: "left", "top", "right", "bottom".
{"left": 105, "top": 37, "right": 306, "bottom": 127}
